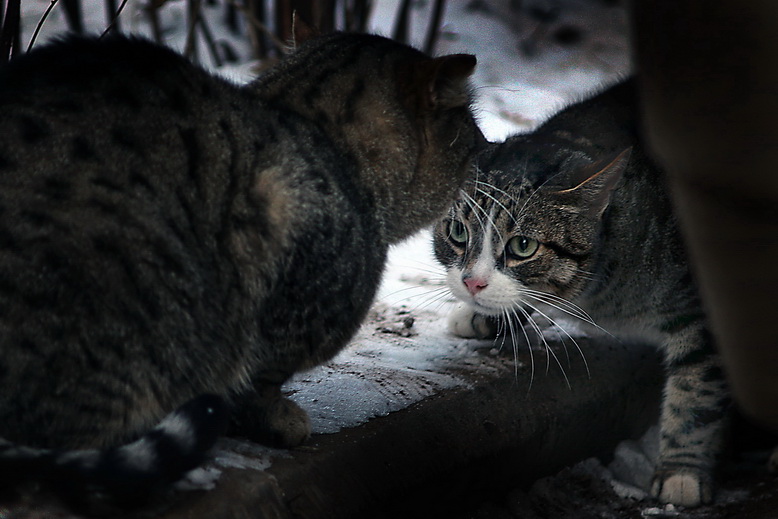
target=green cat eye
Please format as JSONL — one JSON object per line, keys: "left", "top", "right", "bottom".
{"left": 447, "top": 219, "right": 468, "bottom": 247}
{"left": 506, "top": 236, "right": 539, "bottom": 259}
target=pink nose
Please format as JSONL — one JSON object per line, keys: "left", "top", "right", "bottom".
{"left": 463, "top": 276, "right": 488, "bottom": 296}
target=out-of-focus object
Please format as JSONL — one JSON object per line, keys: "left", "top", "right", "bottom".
{"left": 633, "top": 0, "right": 778, "bottom": 429}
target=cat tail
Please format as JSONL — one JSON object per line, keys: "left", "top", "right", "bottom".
{"left": 0, "top": 394, "right": 229, "bottom": 512}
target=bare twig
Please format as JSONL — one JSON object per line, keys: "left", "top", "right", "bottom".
{"left": 227, "top": 0, "right": 286, "bottom": 55}
{"left": 197, "top": 5, "right": 223, "bottom": 67}
{"left": 344, "top": 0, "right": 365, "bottom": 32}
{"left": 317, "top": 0, "right": 335, "bottom": 34}
{"left": 62, "top": 0, "right": 84, "bottom": 33}
{"left": 392, "top": 0, "right": 411, "bottom": 44}
{"left": 27, "top": 0, "right": 58, "bottom": 53}
{"left": 245, "top": 0, "right": 266, "bottom": 58}
{"left": 352, "top": 0, "right": 372, "bottom": 33}
{"left": 100, "top": 0, "right": 131, "bottom": 37}
{"left": 423, "top": 0, "right": 446, "bottom": 54}
{"left": 1, "top": 0, "right": 21, "bottom": 61}
{"left": 104, "top": 0, "right": 121, "bottom": 32}
{"left": 145, "top": 1, "right": 163, "bottom": 43}
{"left": 184, "top": 0, "right": 201, "bottom": 60}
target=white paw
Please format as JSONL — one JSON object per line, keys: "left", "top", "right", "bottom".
{"left": 651, "top": 472, "right": 711, "bottom": 507}
{"left": 447, "top": 303, "right": 495, "bottom": 339}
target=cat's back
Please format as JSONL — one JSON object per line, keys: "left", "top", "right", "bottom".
{"left": 0, "top": 35, "right": 211, "bottom": 106}
{"left": 542, "top": 78, "right": 639, "bottom": 142}
{"left": 0, "top": 35, "right": 253, "bottom": 181}
{"left": 481, "top": 79, "right": 640, "bottom": 187}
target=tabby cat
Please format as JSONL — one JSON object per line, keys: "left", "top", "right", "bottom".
{"left": 0, "top": 32, "right": 480, "bottom": 509}
{"left": 433, "top": 79, "right": 728, "bottom": 507}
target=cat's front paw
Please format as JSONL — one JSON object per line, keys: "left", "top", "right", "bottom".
{"left": 447, "top": 303, "right": 497, "bottom": 339}
{"left": 651, "top": 469, "right": 713, "bottom": 507}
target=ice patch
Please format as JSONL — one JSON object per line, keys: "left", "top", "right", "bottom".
{"left": 287, "top": 306, "right": 477, "bottom": 434}
{"left": 211, "top": 438, "right": 284, "bottom": 472}
{"left": 641, "top": 504, "right": 680, "bottom": 517}
{"left": 175, "top": 467, "right": 223, "bottom": 492}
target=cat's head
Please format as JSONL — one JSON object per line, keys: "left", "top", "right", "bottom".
{"left": 256, "top": 32, "right": 483, "bottom": 243}
{"left": 433, "top": 142, "right": 630, "bottom": 318}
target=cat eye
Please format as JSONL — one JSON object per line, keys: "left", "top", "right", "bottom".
{"left": 447, "top": 219, "right": 468, "bottom": 247}
{"left": 506, "top": 236, "right": 539, "bottom": 259}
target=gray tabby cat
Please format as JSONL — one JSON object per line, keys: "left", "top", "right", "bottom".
{"left": 433, "top": 79, "right": 728, "bottom": 507}
{"left": 0, "top": 32, "right": 480, "bottom": 509}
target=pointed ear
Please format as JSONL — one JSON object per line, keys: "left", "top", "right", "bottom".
{"left": 292, "top": 12, "right": 320, "bottom": 48}
{"left": 555, "top": 148, "right": 631, "bottom": 217}
{"left": 415, "top": 54, "right": 477, "bottom": 110}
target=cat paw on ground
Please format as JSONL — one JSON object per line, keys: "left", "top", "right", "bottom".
{"left": 651, "top": 471, "right": 712, "bottom": 508}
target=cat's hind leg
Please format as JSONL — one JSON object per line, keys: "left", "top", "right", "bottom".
{"left": 651, "top": 325, "right": 729, "bottom": 507}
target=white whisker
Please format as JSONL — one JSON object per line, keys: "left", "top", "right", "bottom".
{"left": 519, "top": 301, "right": 590, "bottom": 380}
{"left": 474, "top": 186, "right": 519, "bottom": 229}
{"left": 521, "top": 291, "right": 614, "bottom": 340}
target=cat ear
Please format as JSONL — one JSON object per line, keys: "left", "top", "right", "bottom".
{"left": 291, "top": 12, "right": 320, "bottom": 48}
{"left": 415, "top": 54, "right": 477, "bottom": 110}
{"left": 555, "top": 148, "right": 632, "bottom": 217}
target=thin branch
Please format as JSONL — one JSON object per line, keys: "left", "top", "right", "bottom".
{"left": 227, "top": 0, "right": 286, "bottom": 55}
{"left": 356, "top": 0, "right": 372, "bottom": 33}
{"left": 423, "top": 0, "right": 446, "bottom": 54}
{"left": 184, "top": 0, "right": 200, "bottom": 60}
{"left": 145, "top": 1, "right": 163, "bottom": 43}
{"left": 100, "top": 0, "right": 131, "bottom": 38}
{"left": 0, "top": 0, "right": 21, "bottom": 61}
{"left": 245, "top": 0, "right": 265, "bottom": 58}
{"left": 197, "top": 5, "right": 222, "bottom": 67}
{"left": 62, "top": 0, "right": 84, "bottom": 33}
{"left": 392, "top": 0, "right": 411, "bottom": 44}
{"left": 104, "top": 0, "right": 121, "bottom": 32}
{"left": 27, "top": 0, "right": 58, "bottom": 53}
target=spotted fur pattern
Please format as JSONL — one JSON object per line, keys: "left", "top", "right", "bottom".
{"left": 433, "top": 79, "right": 729, "bottom": 507}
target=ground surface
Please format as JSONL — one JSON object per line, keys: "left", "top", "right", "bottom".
{"left": 464, "top": 424, "right": 778, "bottom": 519}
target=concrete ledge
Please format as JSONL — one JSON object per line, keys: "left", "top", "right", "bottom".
{"left": 2, "top": 305, "right": 664, "bottom": 518}
{"left": 161, "top": 306, "right": 663, "bottom": 519}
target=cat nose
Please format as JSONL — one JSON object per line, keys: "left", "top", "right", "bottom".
{"left": 463, "top": 276, "right": 488, "bottom": 296}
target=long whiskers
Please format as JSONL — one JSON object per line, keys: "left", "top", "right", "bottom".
{"left": 471, "top": 179, "right": 519, "bottom": 205}
{"left": 521, "top": 290, "right": 614, "bottom": 339}
{"left": 518, "top": 300, "right": 591, "bottom": 380}
{"left": 460, "top": 190, "right": 505, "bottom": 246}
{"left": 474, "top": 187, "right": 519, "bottom": 228}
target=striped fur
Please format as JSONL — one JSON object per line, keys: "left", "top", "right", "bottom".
{"left": 433, "top": 79, "right": 729, "bottom": 507}
{"left": 0, "top": 32, "right": 480, "bottom": 508}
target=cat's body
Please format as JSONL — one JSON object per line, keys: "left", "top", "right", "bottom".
{"left": 433, "top": 79, "right": 728, "bottom": 507}
{"left": 0, "top": 33, "right": 479, "bottom": 508}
